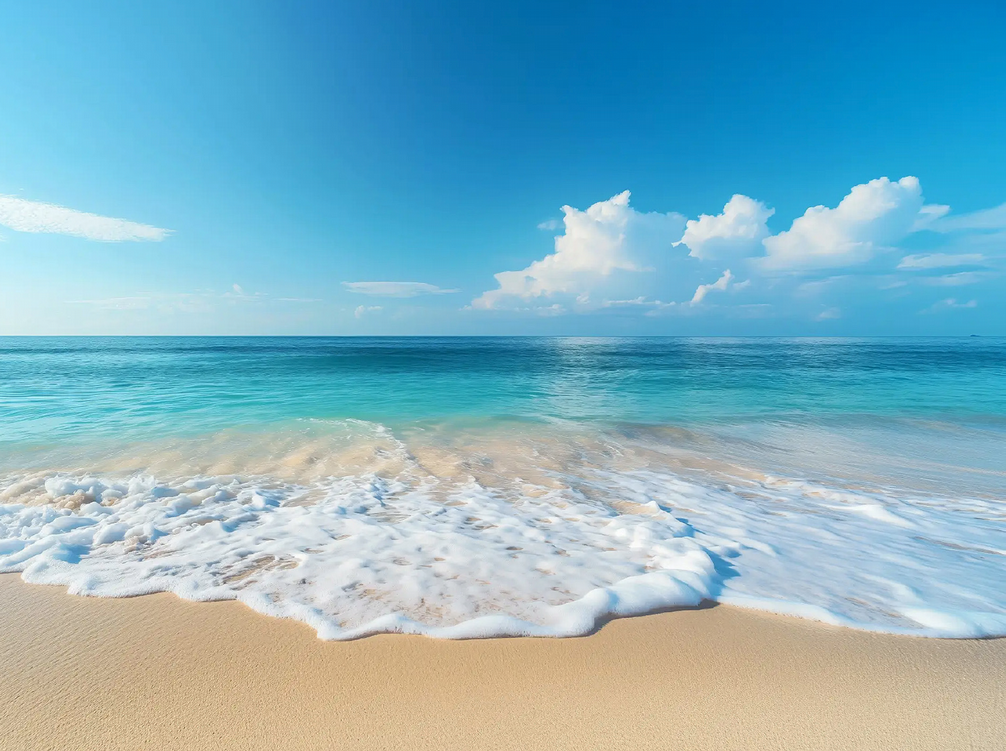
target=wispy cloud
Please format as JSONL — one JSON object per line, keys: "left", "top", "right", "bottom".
{"left": 343, "top": 281, "right": 459, "bottom": 297}
{"left": 66, "top": 296, "right": 154, "bottom": 311}
{"left": 921, "top": 298, "right": 978, "bottom": 314}
{"left": 0, "top": 194, "right": 170, "bottom": 242}
{"left": 68, "top": 285, "right": 320, "bottom": 312}
{"left": 928, "top": 203, "right": 1006, "bottom": 232}
{"left": 898, "top": 253, "right": 986, "bottom": 269}
{"left": 815, "top": 307, "right": 842, "bottom": 321}
{"left": 924, "top": 272, "right": 992, "bottom": 286}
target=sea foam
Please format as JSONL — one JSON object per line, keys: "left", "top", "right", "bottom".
{"left": 1, "top": 422, "right": 1004, "bottom": 639}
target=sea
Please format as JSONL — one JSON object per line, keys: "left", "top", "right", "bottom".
{"left": 1, "top": 336, "right": 1004, "bottom": 638}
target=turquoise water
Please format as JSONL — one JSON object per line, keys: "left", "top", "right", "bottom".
{"left": 3, "top": 335, "right": 1005, "bottom": 436}
{"left": 1, "top": 337, "right": 1005, "bottom": 638}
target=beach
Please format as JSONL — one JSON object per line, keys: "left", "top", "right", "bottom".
{"left": 3, "top": 337, "right": 1005, "bottom": 749}
{"left": 2, "top": 574, "right": 1003, "bottom": 751}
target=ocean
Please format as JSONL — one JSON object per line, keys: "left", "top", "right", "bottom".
{"left": 1, "top": 336, "right": 1004, "bottom": 638}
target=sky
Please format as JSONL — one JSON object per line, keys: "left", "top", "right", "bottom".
{"left": 1, "top": 0, "right": 1005, "bottom": 336}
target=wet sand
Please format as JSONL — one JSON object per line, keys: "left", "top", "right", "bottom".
{"left": 1, "top": 574, "right": 1003, "bottom": 750}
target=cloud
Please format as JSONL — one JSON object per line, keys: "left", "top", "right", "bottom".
{"left": 354, "top": 305, "right": 383, "bottom": 318}
{"left": 676, "top": 195, "right": 774, "bottom": 260}
{"left": 815, "top": 307, "right": 842, "bottom": 321}
{"left": 924, "top": 272, "right": 990, "bottom": 286}
{"left": 472, "top": 191, "right": 686, "bottom": 309}
{"left": 68, "top": 287, "right": 319, "bottom": 313}
{"left": 66, "top": 296, "right": 154, "bottom": 311}
{"left": 469, "top": 178, "right": 1005, "bottom": 321}
{"left": 761, "top": 177, "right": 931, "bottom": 271}
{"left": 910, "top": 203, "right": 951, "bottom": 231}
{"left": 690, "top": 269, "right": 734, "bottom": 304}
{"left": 898, "top": 253, "right": 986, "bottom": 269}
{"left": 69, "top": 293, "right": 211, "bottom": 314}
{"left": 0, "top": 194, "right": 170, "bottom": 242}
{"left": 921, "top": 298, "right": 978, "bottom": 314}
{"left": 537, "top": 219, "right": 562, "bottom": 231}
{"left": 795, "top": 276, "right": 845, "bottom": 297}
{"left": 928, "top": 202, "right": 1006, "bottom": 232}
{"left": 343, "top": 281, "right": 458, "bottom": 297}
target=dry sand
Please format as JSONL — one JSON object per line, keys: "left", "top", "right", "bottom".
{"left": 1, "top": 574, "right": 1003, "bottom": 750}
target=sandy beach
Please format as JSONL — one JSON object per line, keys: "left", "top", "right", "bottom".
{"left": 1, "top": 574, "right": 1003, "bottom": 750}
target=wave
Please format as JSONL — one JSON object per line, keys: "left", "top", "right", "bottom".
{"left": 1, "top": 420, "right": 1004, "bottom": 639}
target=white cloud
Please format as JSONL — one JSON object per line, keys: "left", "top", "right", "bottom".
{"left": 68, "top": 287, "right": 318, "bottom": 313}
{"left": 929, "top": 202, "right": 1006, "bottom": 232}
{"left": 794, "top": 277, "right": 846, "bottom": 297}
{"left": 600, "top": 296, "right": 660, "bottom": 308}
{"left": 910, "top": 203, "right": 951, "bottom": 231}
{"left": 898, "top": 253, "right": 986, "bottom": 269}
{"left": 879, "top": 279, "right": 909, "bottom": 290}
{"left": 469, "top": 179, "right": 1005, "bottom": 320}
{"left": 354, "top": 305, "right": 383, "bottom": 318}
{"left": 676, "top": 195, "right": 774, "bottom": 260}
{"left": 924, "top": 272, "right": 990, "bottom": 286}
{"left": 690, "top": 269, "right": 734, "bottom": 304}
{"left": 537, "top": 219, "right": 562, "bottom": 231}
{"left": 0, "top": 194, "right": 170, "bottom": 242}
{"left": 343, "top": 281, "right": 458, "bottom": 297}
{"left": 921, "top": 298, "right": 978, "bottom": 314}
{"left": 815, "top": 307, "right": 842, "bottom": 321}
{"left": 472, "top": 191, "right": 686, "bottom": 309}
{"left": 761, "top": 177, "right": 931, "bottom": 271}
{"left": 67, "top": 296, "right": 154, "bottom": 311}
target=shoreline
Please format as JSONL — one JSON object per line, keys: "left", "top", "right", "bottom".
{"left": 2, "top": 574, "right": 1003, "bottom": 750}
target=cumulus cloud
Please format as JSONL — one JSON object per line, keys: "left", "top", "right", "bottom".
{"left": 470, "top": 178, "right": 1005, "bottom": 320}
{"left": 0, "top": 194, "right": 170, "bottom": 242}
{"left": 761, "top": 177, "right": 931, "bottom": 271}
{"left": 898, "top": 253, "right": 986, "bottom": 269}
{"left": 343, "top": 281, "right": 458, "bottom": 297}
{"left": 354, "top": 305, "right": 383, "bottom": 318}
{"left": 676, "top": 195, "right": 774, "bottom": 260}
{"left": 472, "top": 191, "right": 685, "bottom": 310}
{"left": 690, "top": 269, "right": 734, "bottom": 304}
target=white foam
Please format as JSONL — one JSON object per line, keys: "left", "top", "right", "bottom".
{"left": 1, "top": 424, "right": 1004, "bottom": 640}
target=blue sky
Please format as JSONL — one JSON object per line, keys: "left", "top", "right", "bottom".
{"left": 1, "top": 0, "right": 1004, "bottom": 335}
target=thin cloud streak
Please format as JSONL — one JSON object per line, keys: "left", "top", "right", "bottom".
{"left": 343, "top": 281, "right": 459, "bottom": 297}
{"left": 0, "top": 195, "right": 170, "bottom": 242}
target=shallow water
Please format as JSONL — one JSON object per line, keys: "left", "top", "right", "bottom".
{"left": 1, "top": 337, "right": 1004, "bottom": 637}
